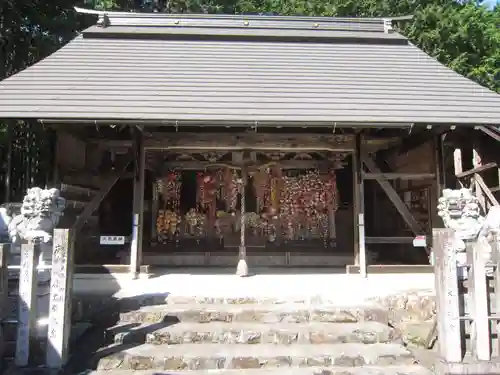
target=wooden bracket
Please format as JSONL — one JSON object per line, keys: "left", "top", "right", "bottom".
{"left": 362, "top": 155, "right": 423, "bottom": 235}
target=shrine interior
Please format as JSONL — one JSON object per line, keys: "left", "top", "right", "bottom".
{"left": 111, "top": 149, "right": 355, "bottom": 267}
{"left": 52, "top": 127, "right": 437, "bottom": 269}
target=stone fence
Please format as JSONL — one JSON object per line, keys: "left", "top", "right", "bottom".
{"left": 433, "top": 228, "right": 500, "bottom": 374}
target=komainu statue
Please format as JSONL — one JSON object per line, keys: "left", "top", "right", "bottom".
{"left": 0, "top": 188, "right": 65, "bottom": 282}
{"left": 437, "top": 188, "right": 499, "bottom": 269}
{"left": 6, "top": 187, "right": 66, "bottom": 244}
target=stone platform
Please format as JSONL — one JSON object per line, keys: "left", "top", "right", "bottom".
{"left": 90, "top": 293, "right": 434, "bottom": 374}
{"left": 3, "top": 270, "right": 438, "bottom": 374}
{"left": 118, "top": 252, "right": 356, "bottom": 267}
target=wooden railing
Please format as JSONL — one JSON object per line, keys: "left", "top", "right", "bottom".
{"left": 433, "top": 228, "right": 500, "bottom": 372}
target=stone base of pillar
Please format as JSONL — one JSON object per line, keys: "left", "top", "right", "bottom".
{"left": 434, "top": 358, "right": 500, "bottom": 375}
{"left": 236, "top": 256, "right": 248, "bottom": 277}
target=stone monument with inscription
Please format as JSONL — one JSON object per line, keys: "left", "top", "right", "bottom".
{"left": 434, "top": 188, "right": 500, "bottom": 374}
{"left": 1, "top": 188, "right": 65, "bottom": 367}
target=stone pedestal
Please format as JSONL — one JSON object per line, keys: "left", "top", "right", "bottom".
{"left": 435, "top": 358, "right": 500, "bottom": 375}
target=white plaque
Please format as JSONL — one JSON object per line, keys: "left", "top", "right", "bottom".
{"left": 413, "top": 235, "right": 427, "bottom": 247}
{"left": 100, "top": 235, "right": 125, "bottom": 245}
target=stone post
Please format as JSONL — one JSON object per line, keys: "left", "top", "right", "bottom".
{"left": 433, "top": 228, "right": 463, "bottom": 363}
{"left": 15, "top": 241, "right": 39, "bottom": 367}
{"left": 46, "top": 229, "right": 74, "bottom": 369}
{"left": 0, "top": 243, "right": 9, "bottom": 367}
{"left": 0, "top": 243, "right": 9, "bottom": 320}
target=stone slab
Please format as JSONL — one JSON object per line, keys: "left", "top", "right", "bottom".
{"left": 110, "top": 321, "right": 397, "bottom": 345}
{"left": 118, "top": 303, "right": 389, "bottom": 325}
{"left": 96, "top": 343, "right": 416, "bottom": 370}
{"left": 164, "top": 295, "right": 331, "bottom": 305}
{"left": 433, "top": 358, "right": 500, "bottom": 375}
{"left": 87, "top": 365, "right": 433, "bottom": 375}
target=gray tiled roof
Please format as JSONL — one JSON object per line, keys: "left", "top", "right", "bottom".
{"left": 0, "top": 11, "right": 499, "bottom": 126}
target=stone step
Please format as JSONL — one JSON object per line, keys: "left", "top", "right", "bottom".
{"left": 119, "top": 303, "right": 388, "bottom": 325}
{"left": 97, "top": 343, "right": 416, "bottom": 370}
{"left": 87, "top": 365, "right": 433, "bottom": 375}
{"left": 164, "top": 295, "right": 339, "bottom": 305}
{"left": 111, "top": 321, "right": 398, "bottom": 346}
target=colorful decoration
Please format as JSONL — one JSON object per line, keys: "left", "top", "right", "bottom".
{"left": 185, "top": 208, "right": 207, "bottom": 237}
{"left": 279, "top": 169, "right": 338, "bottom": 241}
{"left": 156, "top": 171, "right": 181, "bottom": 211}
{"left": 156, "top": 209, "right": 181, "bottom": 243}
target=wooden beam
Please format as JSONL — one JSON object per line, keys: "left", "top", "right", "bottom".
{"left": 474, "top": 173, "right": 499, "bottom": 206}
{"left": 362, "top": 172, "right": 435, "bottom": 180}
{"left": 90, "top": 133, "right": 356, "bottom": 152}
{"left": 362, "top": 156, "right": 423, "bottom": 235}
{"left": 456, "top": 162, "right": 497, "bottom": 179}
{"left": 365, "top": 236, "right": 414, "bottom": 244}
{"left": 161, "top": 160, "right": 342, "bottom": 171}
{"left": 71, "top": 154, "right": 133, "bottom": 233}
{"left": 477, "top": 125, "right": 500, "bottom": 143}
{"left": 346, "top": 264, "right": 433, "bottom": 274}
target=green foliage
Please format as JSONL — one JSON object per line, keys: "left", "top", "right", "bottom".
{"left": 404, "top": 2, "right": 499, "bottom": 92}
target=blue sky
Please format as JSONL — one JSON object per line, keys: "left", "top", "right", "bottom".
{"left": 484, "top": 0, "right": 498, "bottom": 8}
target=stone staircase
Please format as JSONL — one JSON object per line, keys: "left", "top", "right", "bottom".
{"left": 84, "top": 295, "right": 434, "bottom": 375}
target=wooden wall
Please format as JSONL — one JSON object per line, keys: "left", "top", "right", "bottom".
{"left": 369, "top": 140, "right": 436, "bottom": 264}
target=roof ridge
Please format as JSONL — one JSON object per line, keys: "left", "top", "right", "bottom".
{"left": 75, "top": 7, "right": 392, "bottom": 22}
{"left": 75, "top": 7, "right": 412, "bottom": 34}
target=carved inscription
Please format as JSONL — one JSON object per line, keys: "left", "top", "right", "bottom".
{"left": 15, "top": 242, "right": 38, "bottom": 367}
{"left": 46, "top": 229, "right": 74, "bottom": 368}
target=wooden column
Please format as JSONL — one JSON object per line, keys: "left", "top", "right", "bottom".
{"left": 353, "top": 134, "right": 366, "bottom": 277}
{"left": 151, "top": 182, "right": 159, "bottom": 245}
{"left": 435, "top": 134, "right": 445, "bottom": 195}
{"left": 4, "top": 122, "right": 12, "bottom": 202}
{"left": 130, "top": 128, "right": 146, "bottom": 278}
{"left": 433, "top": 228, "right": 462, "bottom": 363}
{"left": 15, "top": 241, "right": 39, "bottom": 367}
{"left": 236, "top": 168, "right": 248, "bottom": 276}
{"left": 46, "top": 229, "right": 75, "bottom": 369}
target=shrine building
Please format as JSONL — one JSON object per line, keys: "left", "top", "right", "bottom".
{"left": 1, "top": 8, "right": 500, "bottom": 277}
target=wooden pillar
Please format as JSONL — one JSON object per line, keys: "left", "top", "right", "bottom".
{"left": 433, "top": 228, "right": 462, "bottom": 363}
{"left": 46, "top": 229, "right": 75, "bottom": 369}
{"left": 353, "top": 134, "right": 366, "bottom": 277}
{"left": 4, "top": 122, "right": 12, "bottom": 202}
{"left": 130, "top": 128, "right": 145, "bottom": 278}
{"left": 435, "top": 134, "right": 445, "bottom": 196}
{"left": 15, "top": 241, "right": 39, "bottom": 367}
{"left": 236, "top": 168, "right": 248, "bottom": 276}
{"left": 432, "top": 134, "right": 446, "bottom": 232}
{"left": 151, "top": 182, "right": 159, "bottom": 245}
